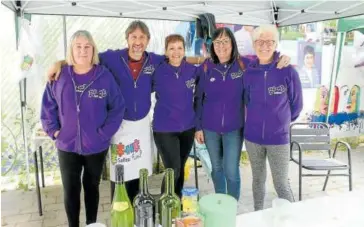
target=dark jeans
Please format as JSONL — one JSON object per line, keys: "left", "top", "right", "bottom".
{"left": 58, "top": 149, "right": 107, "bottom": 227}
{"left": 153, "top": 127, "right": 195, "bottom": 198}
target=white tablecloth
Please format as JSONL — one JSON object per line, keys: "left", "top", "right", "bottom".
{"left": 236, "top": 190, "right": 364, "bottom": 227}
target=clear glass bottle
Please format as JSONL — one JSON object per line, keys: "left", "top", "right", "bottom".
{"left": 134, "top": 168, "right": 155, "bottom": 227}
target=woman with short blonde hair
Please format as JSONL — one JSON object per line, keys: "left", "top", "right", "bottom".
{"left": 243, "top": 24, "right": 303, "bottom": 210}
{"left": 66, "top": 30, "right": 100, "bottom": 65}
{"left": 41, "top": 30, "right": 125, "bottom": 227}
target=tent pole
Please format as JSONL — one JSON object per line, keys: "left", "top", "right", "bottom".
{"left": 63, "top": 15, "right": 67, "bottom": 57}
{"left": 15, "top": 8, "right": 31, "bottom": 189}
{"left": 333, "top": 32, "right": 346, "bottom": 84}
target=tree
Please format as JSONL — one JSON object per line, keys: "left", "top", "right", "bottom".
{"left": 323, "top": 20, "right": 337, "bottom": 29}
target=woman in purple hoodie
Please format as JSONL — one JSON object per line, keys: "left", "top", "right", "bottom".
{"left": 243, "top": 25, "right": 303, "bottom": 210}
{"left": 194, "top": 27, "right": 291, "bottom": 201}
{"left": 152, "top": 34, "right": 200, "bottom": 198}
{"left": 46, "top": 21, "right": 203, "bottom": 203}
{"left": 41, "top": 30, "right": 125, "bottom": 227}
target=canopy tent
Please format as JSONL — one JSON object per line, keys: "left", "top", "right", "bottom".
{"left": 2, "top": 0, "right": 364, "bottom": 27}
{"left": 326, "top": 15, "right": 364, "bottom": 121}
{"left": 338, "top": 15, "right": 364, "bottom": 34}
{"left": 1, "top": 1, "right": 364, "bottom": 188}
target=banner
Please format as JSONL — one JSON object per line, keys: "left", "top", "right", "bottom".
{"left": 16, "top": 18, "right": 44, "bottom": 84}
{"left": 109, "top": 115, "right": 154, "bottom": 182}
{"left": 309, "top": 31, "right": 364, "bottom": 138}
{"left": 297, "top": 41, "right": 322, "bottom": 88}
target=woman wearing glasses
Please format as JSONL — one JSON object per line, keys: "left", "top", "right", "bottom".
{"left": 243, "top": 25, "right": 303, "bottom": 210}
{"left": 194, "top": 27, "right": 291, "bottom": 201}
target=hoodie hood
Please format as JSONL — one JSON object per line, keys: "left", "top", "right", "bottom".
{"left": 119, "top": 48, "right": 150, "bottom": 63}
{"left": 248, "top": 51, "right": 280, "bottom": 70}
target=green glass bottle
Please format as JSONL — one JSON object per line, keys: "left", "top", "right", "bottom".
{"left": 158, "top": 168, "right": 181, "bottom": 227}
{"left": 110, "top": 164, "right": 134, "bottom": 227}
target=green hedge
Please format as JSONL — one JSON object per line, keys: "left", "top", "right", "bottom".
{"left": 331, "top": 136, "right": 364, "bottom": 150}
{"left": 281, "top": 31, "right": 305, "bottom": 40}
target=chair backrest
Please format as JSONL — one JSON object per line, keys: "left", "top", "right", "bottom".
{"left": 290, "top": 122, "right": 331, "bottom": 151}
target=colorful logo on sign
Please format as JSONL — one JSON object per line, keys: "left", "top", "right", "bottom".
{"left": 110, "top": 139, "right": 142, "bottom": 165}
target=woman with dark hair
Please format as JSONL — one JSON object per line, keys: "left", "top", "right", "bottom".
{"left": 195, "top": 27, "right": 290, "bottom": 200}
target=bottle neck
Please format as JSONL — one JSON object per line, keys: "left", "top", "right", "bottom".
{"left": 115, "top": 173, "right": 124, "bottom": 185}
{"left": 139, "top": 172, "right": 149, "bottom": 195}
{"left": 164, "top": 170, "right": 174, "bottom": 195}
{"left": 113, "top": 173, "right": 127, "bottom": 201}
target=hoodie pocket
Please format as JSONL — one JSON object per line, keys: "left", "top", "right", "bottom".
{"left": 268, "top": 114, "right": 288, "bottom": 137}
{"left": 56, "top": 126, "right": 76, "bottom": 147}
{"left": 81, "top": 126, "right": 104, "bottom": 152}
{"left": 56, "top": 128, "right": 64, "bottom": 140}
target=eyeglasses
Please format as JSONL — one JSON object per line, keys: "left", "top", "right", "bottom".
{"left": 213, "top": 39, "right": 231, "bottom": 46}
{"left": 255, "top": 40, "right": 276, "bottom": 47}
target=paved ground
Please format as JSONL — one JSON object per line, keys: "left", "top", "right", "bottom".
{"left": 2, "top": 147, "right": 364, "bottom": 227}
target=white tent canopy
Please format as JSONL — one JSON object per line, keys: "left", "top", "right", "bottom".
{"left": 2, "top": 0, "right": 364, "bottom": 26}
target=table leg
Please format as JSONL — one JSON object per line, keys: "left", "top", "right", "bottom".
{"left": 34, "top": 151, "right": 43, "bottom": 216}
{"left": 193, "top": 144, "right": 199, "bottom": 190}
{"left": 39, "top": 146, "right": 45, "bottom": 188}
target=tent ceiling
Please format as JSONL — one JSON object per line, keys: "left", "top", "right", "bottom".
{"left": 2, "top": 0, "right": 364, "bottom": 26}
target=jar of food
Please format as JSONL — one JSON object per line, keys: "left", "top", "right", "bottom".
{"left": 181, "top": 187, "right": 199, "bottom": 213}
{"left": 176, "top": 214, "right": 204, "bottom": 227}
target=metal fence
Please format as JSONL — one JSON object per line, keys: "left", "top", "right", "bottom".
{"left": 0, "top": 5, "right": 184, "bottom": 190}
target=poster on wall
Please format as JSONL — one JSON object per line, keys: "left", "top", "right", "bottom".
{"left": 297, "top": 41, "right": 322, "bottom": 88}
{"left": 234, "top": 25, "right": 255, "bottom": 56}
{"left": 310, "top": 31, "right": 364, "bottom": 138}
{"left": 190, "top": 23, "right": 256, "bottom": 57}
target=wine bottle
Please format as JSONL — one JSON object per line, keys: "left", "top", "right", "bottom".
{"left": 158, "top": 168, "right": 181, "bottom": 227}
{"left": 134, "top": 168, "right": 155, "bottom": 227}
{"left": 110, "top": 164, "right": 134, "bottom": 227}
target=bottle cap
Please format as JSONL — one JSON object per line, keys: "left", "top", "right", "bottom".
{"left": 182, "top": 187, "right": 199, "bottom": 197}
{"left": 115, "top": 164, "right": 124, "bottom": 183}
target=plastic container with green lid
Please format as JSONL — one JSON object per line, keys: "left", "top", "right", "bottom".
{"left": 198, "top": 193, "right": 237, "bottom": 227}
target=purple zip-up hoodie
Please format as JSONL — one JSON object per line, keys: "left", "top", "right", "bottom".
{"left": 41, "top": 65, "right": 125, "bottom": 154}
{"left": 243, "top": 52, "right": 303, "bottom": 145}
{"left": 99, "top": 49, "right": 165, "bottom": 121}
{"left": 195, "top": 57, "right": 250, "bottom": 133}
{"left": 153, "top": 60, "right": 200, "bottom": 132}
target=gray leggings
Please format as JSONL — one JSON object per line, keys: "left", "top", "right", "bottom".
{"left": 245, "top": 140, "right": 294, "bottom": 210}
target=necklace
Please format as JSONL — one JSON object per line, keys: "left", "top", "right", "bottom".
{"left": 170, "top": 62, "right": 183, "bottom": 79}
{"left": 213, "top": 63, "right": 232, "bottom": 81}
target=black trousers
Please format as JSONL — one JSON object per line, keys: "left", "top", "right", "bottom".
{"left": 153, "top": 127, "right": 195, "bottom": 198}
{"left": 58, "top": 149, "right": 107, "bottom": 227}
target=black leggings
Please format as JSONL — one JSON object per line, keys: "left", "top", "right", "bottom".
{"left": 153, "top": 128, "right": 195, "bottom": 198}
{"left": 58, "top": 149, "right": 107, "bottom": 227}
